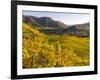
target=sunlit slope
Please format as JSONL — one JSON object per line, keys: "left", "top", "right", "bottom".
{"left": 49, "top": 35, "right": 89, "bottom": 57}
{"left": 22, "top": 23, "right": 89, "bottom": 68}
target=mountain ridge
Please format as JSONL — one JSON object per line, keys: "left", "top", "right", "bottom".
{"left": 23, "top": 15, "right": 68, "bottom": 29}
{"left": 23, "top": 15, "right": 89, "bottom": 36}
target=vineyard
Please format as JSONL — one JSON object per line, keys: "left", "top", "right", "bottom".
{"left": 22, "top": 23, "right": 90, "bottom": 68}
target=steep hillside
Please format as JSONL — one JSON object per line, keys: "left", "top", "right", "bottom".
{"left": 22, "top": 23, "right": 89, "bottom": 68}
{"left": 23, "top": 15, "right": 68, "bottom": 29}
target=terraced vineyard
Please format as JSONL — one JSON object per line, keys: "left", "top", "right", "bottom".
{"left": 22, "top": 23, "right": 90, "bottom": 68}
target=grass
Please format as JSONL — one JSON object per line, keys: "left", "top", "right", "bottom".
{"left": 22, "top": 23, "right": 90, "bottom": 68}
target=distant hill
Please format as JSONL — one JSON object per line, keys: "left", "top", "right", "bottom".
{"left": 23, "top": 15, "right": 89, "bottom": 37}
{"left": 65, "top": 23, "right": 90, "bottom": 37}
{"left": 68, "top": 23, "right": 89, "bottom": 31}
{"left": 23, "top": 16, "right": 68, "bottom": 29}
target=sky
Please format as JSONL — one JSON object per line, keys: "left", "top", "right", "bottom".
{"left": 23, "top": 11, "right": 90, "bottom": 25}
